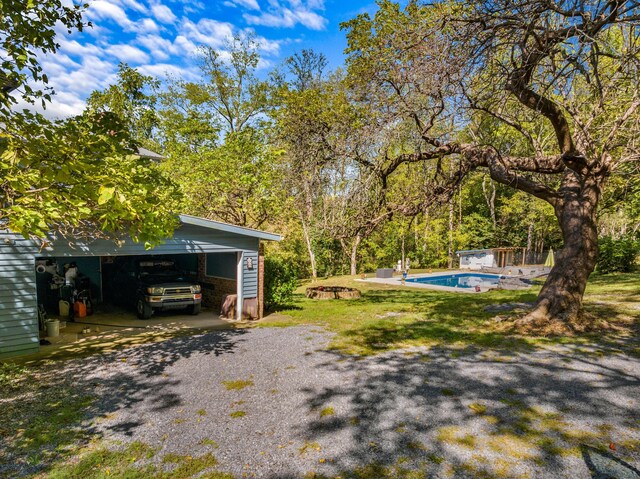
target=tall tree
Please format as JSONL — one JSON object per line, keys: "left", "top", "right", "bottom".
{"left": 86, "top": 63, "right": 160, "bottom": 145}
{"left": 342, "top": 0, "right": 640, "bottom": 329}
{"left": 273, "top": 50, "right": 331, "bottom": 278}
{"left": 195, "top": 34, "right": 271, "bottom": 133}
{"left": 156, "top": 34, "right": 286, "bottom": 229}
{"left": 0, "top": 1, "right": 180, "bottom": 243}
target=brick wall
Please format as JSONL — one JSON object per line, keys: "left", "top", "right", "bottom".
{"left": 197, "top": 254, "right": 236, "bottom": 313}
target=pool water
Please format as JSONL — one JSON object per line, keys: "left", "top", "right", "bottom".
{"left": 406, "top": 273, "right": 502, "bottom": 289}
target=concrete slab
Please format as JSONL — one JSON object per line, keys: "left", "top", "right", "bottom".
{"left": 22, "top": 308, "right": 236, "bottom": 365}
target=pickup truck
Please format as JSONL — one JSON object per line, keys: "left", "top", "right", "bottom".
{"left": 111, "top": 257, "right": 202, "bottom": 319}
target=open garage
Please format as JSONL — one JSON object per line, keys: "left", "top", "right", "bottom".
{"left": 0, "top": 215, "right": 281, "bottom": 359}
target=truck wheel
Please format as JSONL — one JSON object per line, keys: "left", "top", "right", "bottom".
{"left": 137, "top": 298, "right": 153, "bottom": 319}
{"left": 189, "top": 303, "right": 201, "bottom": 315}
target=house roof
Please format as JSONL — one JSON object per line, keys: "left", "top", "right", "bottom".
{"left": 456, "top": 249, "right": 493, "bottom": 255}
{"left": 179, "top": 214, "right": 282, "bottom": 241}
{"left": 137, "top": 147, "right": 164, "bottom": 160}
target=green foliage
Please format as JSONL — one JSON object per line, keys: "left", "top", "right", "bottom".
{"left": 46, "top": 442, "right": 231, "bottom": 479}
{"left": 0, "top": 9, "right": 180, "bottom": 244}
{"left": 161, "top": 127, "right": 287, "bottom": 228}
{"left": 156, "top": 34, "right": 286, "bottom": 229}
{"left": 192, "top": 34, "right": 271, "bottom": 133}
{"left": 597, "top": 235, "right": 640, "bottom": 274}
{"left": 0, "top": 362, "right": 29, "bottom": 389}
{"left": 0, "top": 110, "right": 181, "bottom": 243}
{"left": 0, "top": 0, "right": 87, "bottom": 114}
{"left": 86, "top": 63, "right": 160, "bottom": 143}
{"left": 264, "top": 256, "right": 298, "bottom": 310}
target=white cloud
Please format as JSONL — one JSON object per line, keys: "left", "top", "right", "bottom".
{"left": 137, "top": 34, "right": 175, "bottom": 59}
{"left": 244, "top": 8, "right": 326, "bottom": 30}
{"left": 151, "top": 3, "right": 178, "bottom": 24}
{"left": 181, "top": 18, "right": 234, "bottom": 48}
{"left": 87, "top": 1, "right": 133, "bottom": 29}
{"left": 228, "top": 0, "right": 261, "bottom": 10}
{"left": 117, "top": 0, "right": 148, "bottom": 14}
{"left": 43, "top": 91, "right": 88, "bottom": 118}
{"left": 131, "top": 17, "right": 160, "bottom": 34}
{"left": 173, "top": 35, "right": 198, "bottom": 56}
{"left": 253, "top": 35, "right": 281, "bottom": 56}
{"left": 243, "top": 1, "right": 327, "bottom": 30}
{"left": 136, "top": 33, "right": 198, "bottom": 59}
{"left": 57, "top": 55, "right": 116, "bottom": 94}
{"left": 106, "top": 44, "right": 151, "bottom": 63}
{"left": 137, "top": 62, "right": 199, "bottom": 80}
{"left": 57, "top": 38, "right": 103, "bottom": 58}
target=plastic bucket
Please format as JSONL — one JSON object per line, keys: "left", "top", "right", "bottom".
{"left": 46, "top": 320, "right": 60, "bottom": 338}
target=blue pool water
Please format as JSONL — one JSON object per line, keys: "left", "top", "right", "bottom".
{"left": 406, "top": 273, "right": 502, "bottom": 289}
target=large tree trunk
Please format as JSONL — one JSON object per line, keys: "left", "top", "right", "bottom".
{"left": 525, "top": 223, "right": 534, "bottom": 264}
{"left": 350, "top": 234, "right": 362, "bottom": 276}
{"left": 300, "top": 216, "right": 318, "bottom": 279}
{"left": 339, "top": 234, "right": 362, "bottom": 276}
{"left": 483, "top": 176, "right": 497, "bottom": 228}
{"left": 523, "top": 172, "right": 603, "bottom": 328}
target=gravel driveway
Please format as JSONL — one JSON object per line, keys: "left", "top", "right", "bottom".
{"left": 4, "top": 326, "right": 640, "bottom": 478}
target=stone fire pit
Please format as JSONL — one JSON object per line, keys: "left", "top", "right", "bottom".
{"left": 305, "top": 286, "right": 361, "bottom": 300}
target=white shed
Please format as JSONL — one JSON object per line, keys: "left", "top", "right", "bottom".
{"left": 457, "top": 249, "right": 495, "bottom": 270}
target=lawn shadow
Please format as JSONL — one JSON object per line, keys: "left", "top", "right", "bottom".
{"left": 0, "top": 327, "right": 248, "bottom": 478}
{"left": 285, "top": 346, "right": 640, "bottom": 478}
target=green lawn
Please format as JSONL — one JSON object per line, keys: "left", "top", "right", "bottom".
{"left": 260, "top": 272, "right": 640, "bottom": 356}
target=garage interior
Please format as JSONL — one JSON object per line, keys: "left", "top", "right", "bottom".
{"left": 34, "top": 252, "right": 242, "bottom": 346}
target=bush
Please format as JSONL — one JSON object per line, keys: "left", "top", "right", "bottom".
{"left": 264, "top": 256, "right": 298, "bottom": 310}
{"left": 597, "top": 235, "right": 640, "bottom": 274}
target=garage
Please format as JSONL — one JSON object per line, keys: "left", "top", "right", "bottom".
{"left": 0, "top": 215, "right": 281, "bottom": 359}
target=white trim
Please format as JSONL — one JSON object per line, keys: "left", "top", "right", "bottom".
{"left": 236, "top": 252, "right": 243, "bottom": 320}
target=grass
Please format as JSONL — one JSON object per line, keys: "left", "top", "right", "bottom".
{"left": 319, "top": 407, "right": 335, "bottom": 417}
{"left": 44, "top": 441, "right": 234, "bottom": 479}
{"left": 0, "top": 362, "right": 31, "bottom": 389}
{"left": 221, "top": 379, "right": 254, "bottom": 390}
{"left": 1, "top": 382, "right": 95, "bottom": 467}
{"left": 469, "top": 402, "right": 488, "bottom": 414}
{"left": 299, "top": 441, "right": 322, "bottom": 455}
{"left": 229, "top": 410, "right": 246, "bottom": 418}
{"left": 259, "top": 272, "right": 640, "bottom": 355}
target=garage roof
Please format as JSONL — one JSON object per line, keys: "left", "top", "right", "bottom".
{"left": 179, "top": 215, "right": 282, "bottom": 241}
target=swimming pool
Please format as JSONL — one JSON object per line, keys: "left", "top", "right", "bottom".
{"left": 406, "top": 273, "right": 502, "bottom": 289}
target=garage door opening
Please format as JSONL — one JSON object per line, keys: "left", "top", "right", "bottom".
{"left": 35, "top": 253, "right": 244, "bottom": 318}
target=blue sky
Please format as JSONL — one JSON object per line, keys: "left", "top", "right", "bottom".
{"left": 33, "top": 0, "right": 376, "bottom": 118}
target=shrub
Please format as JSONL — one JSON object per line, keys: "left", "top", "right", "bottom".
{"left": 597, "top": 235, "right": 639, "bottom": 274}
{"left": 264, "top": 256, "right": 298, "bottom": 310}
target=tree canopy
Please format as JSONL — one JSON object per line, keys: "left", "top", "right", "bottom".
{"left": 0, "top": 2, "right": 181, "bottom": 244}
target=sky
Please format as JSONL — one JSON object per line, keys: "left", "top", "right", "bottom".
{"left": 31, "top": 0, "right": 377, "bottom": 119}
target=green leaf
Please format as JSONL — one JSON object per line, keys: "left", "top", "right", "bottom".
{"left": 97, "top": 186, "right": 115, "bottom": 205}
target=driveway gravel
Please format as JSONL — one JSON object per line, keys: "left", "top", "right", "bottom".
{"left": 3, "top": 326, "right": 640, "bottom": 478}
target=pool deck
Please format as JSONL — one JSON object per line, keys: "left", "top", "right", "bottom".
{"left": 357, "top": 270, "right": 514, "bottom": 293}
